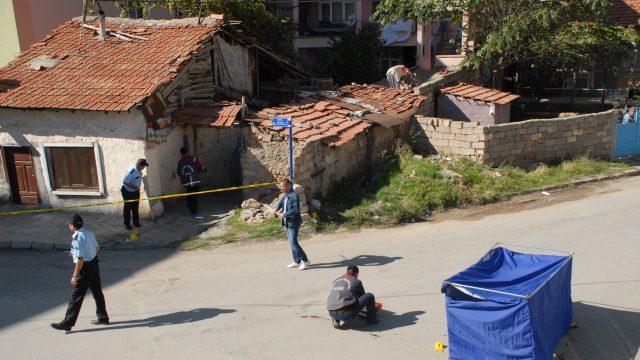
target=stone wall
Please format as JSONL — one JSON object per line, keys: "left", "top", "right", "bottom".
{"left": 411, "top": 110, "right": 617, "bottom": 165}
{"left": 240, "top": 121, "right": 409, "bottom": 202}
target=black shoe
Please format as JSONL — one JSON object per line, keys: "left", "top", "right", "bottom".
{"left": 91, "top": 319, "right": 110, "bottom": 326}
{"left": 133, "top": 222, "right": 141, "bottom": 228}
{"left": 50, "top": 322, "right": 71, "bottom": 331}
{"left": 332, "top": 319, "right": 342, "bottom": 329}
{"left": 125, "top": 224, "right": 132, "bottom": 230}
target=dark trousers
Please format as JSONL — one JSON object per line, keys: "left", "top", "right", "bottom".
{"left": 60, "top": 258, "right": 108, "bottom": 328}
{"left": 286, "top": 223, "right": 308, "bottom": 263}
{"left": 185, "top": 185, "right": 199, "bottom": 214}
{"left": 121, "top": 188, "right": 140, "bottom": 226}
{"left": 329, "top": 293, "right": 377, "bottom": 323}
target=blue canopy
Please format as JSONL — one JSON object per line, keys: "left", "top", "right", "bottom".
{"left": 442, "top": 246, "right": 573, "bottom": 359}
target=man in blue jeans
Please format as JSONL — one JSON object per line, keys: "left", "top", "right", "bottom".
{"left": 327, "top": 265, "right": 378, "bottom": 329}
{"left": 275, "top": 178, "right": 310, "bottom": 270}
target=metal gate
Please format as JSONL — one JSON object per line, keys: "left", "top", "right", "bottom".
{"left": 615, "top": 122, "right": 640, "bottom": 157}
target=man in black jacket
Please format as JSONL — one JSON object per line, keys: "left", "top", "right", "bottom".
{"left": 326, "top": 265, "right": 378, "bottom": 329}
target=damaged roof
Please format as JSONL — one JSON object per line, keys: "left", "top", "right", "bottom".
{"left": 250, "top": 99, "right": 372, "bottom": 147}
{"left": 247, "top": 84, "right": 426, "bottom": 147}
{"left": 338, "top": 84, "right": 426, "bottom": 114}
{"left": 439, "top": 83, "right": 520, "bottom": 105}
{"left": 172, "top": 103, "right": 242, "bottom": 127}
{"left": 0, "top": 18, "right": 219, "bottom": 111}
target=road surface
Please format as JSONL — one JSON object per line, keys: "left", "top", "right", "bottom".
{"left": 1, "top": 177, "right": 639, "bottom": 360}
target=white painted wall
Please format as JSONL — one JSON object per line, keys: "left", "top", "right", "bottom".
{"left": 0, "top": 108, "right": 152, "bottom": 216}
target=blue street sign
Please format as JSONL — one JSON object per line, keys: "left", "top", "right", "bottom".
{"left": 271, "top": 116, "right": 292, "bottom": 128}
{"left": 271, "top": 115, "right": 294, "bottom": 180}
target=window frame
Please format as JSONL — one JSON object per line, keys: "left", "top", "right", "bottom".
{"left": 40, "top": 142, "right": 105, "bottom": 197}
{"left": 319, "top": 1, "right": 356, "bottom": 24}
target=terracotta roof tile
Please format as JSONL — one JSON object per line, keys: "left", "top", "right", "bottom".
{"left": 249, "top": 100, "right": 372, "bottom": 147}
{"left": 338, "top": 84, "right": 427, "bottom": 114}
{"left": 440, "top": 83, "right": 520, "bottom": 105}
{"left": 173, "top": 103, "right": 241, "bottom": 127}
{"left": 0, "top": 19, "right": 219, "bottom": 111}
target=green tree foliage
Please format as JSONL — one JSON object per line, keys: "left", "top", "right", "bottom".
{"left": 316, "top": 24, "right": 383, "bottom": 86}
{"left": 107, "top": 0, "right": 296, "bottom": 59}
{"left": 373, "top": 0, "right": 638, "bottom": 89}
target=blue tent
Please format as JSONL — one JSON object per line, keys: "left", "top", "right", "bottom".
{"left": 441, "top": 244, "right": 573, "bottom": 360}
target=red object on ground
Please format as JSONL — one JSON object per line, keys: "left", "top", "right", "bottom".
{"left": 375, "top": 301, "right": 383, "bottom": 310}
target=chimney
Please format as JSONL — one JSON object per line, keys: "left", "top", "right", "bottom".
{"left": 98, "top": 11, "right": 107, "bottom": 41}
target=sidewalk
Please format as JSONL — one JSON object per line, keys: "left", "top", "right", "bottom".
{"left": 0, "top": 193, "right": 239, "bottom": 251}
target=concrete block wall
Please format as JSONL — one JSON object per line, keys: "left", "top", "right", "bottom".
{"left": 414, "top": 69, "right": 480, "bottom": 117}
{"left": 412, "top": 110, "right": 617, "bottom": 166}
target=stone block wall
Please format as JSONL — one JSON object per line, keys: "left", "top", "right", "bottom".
{"left": 412, "top": 110, "right": 617, "bottom": 165}
{"left": 414, "top": 69, "right": 480, "bottom": 116}
{"left": 240, "top": 122, "right": 409, "bottom": 201}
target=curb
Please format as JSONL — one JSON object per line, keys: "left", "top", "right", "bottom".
{"left": 2, "top": 169, "right": 639, "bottom": 252}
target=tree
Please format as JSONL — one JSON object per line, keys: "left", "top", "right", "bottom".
{"left": 372, "top": 0, "right": 635, "bottom": 90}
{"left": 106, "top": 0, "right": 296, "bottom": 59}
{"left": 316, "top": 23, "right": 383, "bottom": 86}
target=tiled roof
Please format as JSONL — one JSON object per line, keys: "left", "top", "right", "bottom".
{"left": 0, "top": 19, "right": 218, "bottom": 111}
{"left": 338, "top": 84, "right": 426, "bottom": 114}
{"left": 251, "top": 100, "right": 372, "bottom": 147}
{"left": 608, "top": 0, "right": 640, "bottom": 26}
{"left": 439, "top": 83, "right": 520, "bottom": 105}
{"left": 173, "top": 103, "right": 241, "bottom": 127}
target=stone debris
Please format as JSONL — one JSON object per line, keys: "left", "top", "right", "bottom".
{"left": 240, "top": 184, "right": 308, "bottom": 223}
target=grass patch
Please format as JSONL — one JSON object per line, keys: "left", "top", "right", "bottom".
{"left": 317, "top": 145, "right": 631, "bottom": 229}
{"left": 178, "top": 237, "right": 212, "bottom": 251}
{"left": 202, "top": 209, "right": 284, "bottom": 244}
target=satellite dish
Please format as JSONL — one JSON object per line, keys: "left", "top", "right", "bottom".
{"left": 346, "top": 15, "right": 356, "bottom": 27}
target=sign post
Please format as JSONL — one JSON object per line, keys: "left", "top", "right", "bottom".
{"left": 271, "top": 116, "right": 294, "bottom": 180}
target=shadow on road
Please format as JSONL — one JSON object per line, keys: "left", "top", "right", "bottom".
{"left": 70, "top": 308, "right": 236, "bottom": 333}
{"left": 345, "top": 309, "right": 425, "bottom": 332}
{"left": 311, "top": 255, "right": 403, "bottom": 269}
{"left": 555, "top": 301, "right": 640, "bottom": 360}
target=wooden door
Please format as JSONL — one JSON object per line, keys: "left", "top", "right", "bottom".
{"left": 3, "top": 147, "right": 39, "bottom": 205}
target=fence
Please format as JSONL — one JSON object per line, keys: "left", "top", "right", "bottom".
{"left": 615, "top": 121, "right": 640, "bottom": 157}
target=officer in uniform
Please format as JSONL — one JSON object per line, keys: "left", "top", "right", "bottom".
{"left": 51, "top": 214, "right": 109, "bottom": 332}
{"left": 177, "top": 147, "right": 206, "bottom": 216}
{"left": 326, "top": 265, "right": 378, "bottom": 329}
{"left": 121, "top": 158, "right": 148, "bottom": 230}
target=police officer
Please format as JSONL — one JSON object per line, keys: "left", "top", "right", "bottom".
{"left": 51, "top": 214, "right": 109, "bottom": 332}
{"left": 121, "top": 158, "right": 148, "bottom": 230}
{"left": 177, "top": 147, "right": 206, "bottom": 216}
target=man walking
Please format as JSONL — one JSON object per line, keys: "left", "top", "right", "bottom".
{"left": 327, "top": 265, "right": 378, "bottom": 329}
{"left": 275, "top": 178, "right": 310, "bottom": 270}
{"left": 51, "top": 214, "right": 109, "bottom": 332}
{"left": 121, "top": 158, "right": 148, "bottom": 230}
{"left": 177, "top": 147, "right": 206, "bottom": 216}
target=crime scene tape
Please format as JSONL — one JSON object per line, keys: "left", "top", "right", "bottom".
{"left": 0, "top": 181, "right": 278, "bottom": 218}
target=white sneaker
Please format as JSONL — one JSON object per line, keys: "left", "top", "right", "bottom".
{"left": 298, "top": 261, "right": 310, "bottom": 270}
{"left": 287, "top": 262, "right": 299, "bottom": 268}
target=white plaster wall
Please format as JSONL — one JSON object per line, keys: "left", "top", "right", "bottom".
{"left": 0, "top": 108, "right": 150, "bottom": 216}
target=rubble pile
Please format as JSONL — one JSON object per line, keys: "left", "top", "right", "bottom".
{"left": 239, "top": 184, "right": 309, "bottom": 223}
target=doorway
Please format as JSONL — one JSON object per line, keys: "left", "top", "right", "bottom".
{"left": 2, "top": 146, "right": 39, "bottom": 205}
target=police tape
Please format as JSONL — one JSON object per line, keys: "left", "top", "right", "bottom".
{"left": 0, "top": 181, "right": 278, "bottom": 218}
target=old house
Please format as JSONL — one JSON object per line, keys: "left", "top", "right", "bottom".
{"left": 437, "top": 84, "right": 520, "bottom": 125}
{"left": 241, "top": 84, "right": 427, "bottom": 199}
{"left": 0, "top": 15, "right": 308, "bottom": 217}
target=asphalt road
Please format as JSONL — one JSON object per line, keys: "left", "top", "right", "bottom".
{"left": 1, "top": 177, "right": 639, "bottom": 360}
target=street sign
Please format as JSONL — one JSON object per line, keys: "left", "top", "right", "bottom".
{"left": 271, "top": 115, "right": 295, "bottom": 180}
{"left": 271, "top": 116, "right": 292, "bottom": 128}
